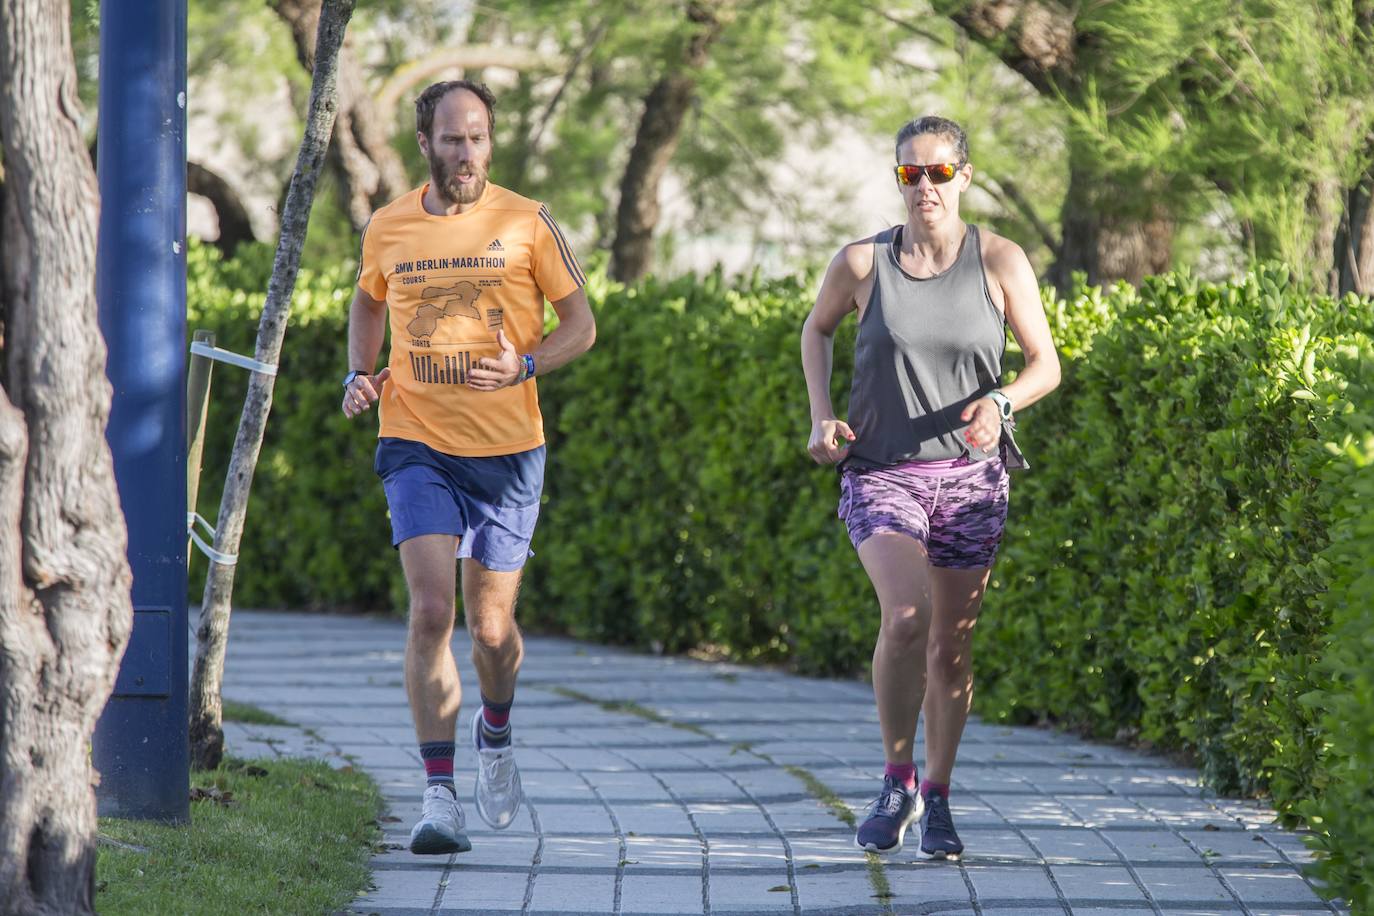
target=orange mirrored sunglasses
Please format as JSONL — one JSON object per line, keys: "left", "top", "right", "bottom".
{"left": 894, "top": 162, "right": 961, "bottom": 186}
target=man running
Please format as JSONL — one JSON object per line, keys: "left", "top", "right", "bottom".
{"left": 342, "top": 79, "right": 595, "bottom": 854}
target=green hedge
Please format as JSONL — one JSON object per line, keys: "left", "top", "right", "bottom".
{"left": 1301, "top": 352, "right": 1374, "bottom": 909}
{"left": 188, "top": 244, "right": 1371, "bottom": 902}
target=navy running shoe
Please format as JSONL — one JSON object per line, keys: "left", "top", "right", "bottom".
{"left": 855, "top": 776, "right": 924, "bottom": 854}
{"left": 918, "top": 788, "right": 964, "bottom": 859}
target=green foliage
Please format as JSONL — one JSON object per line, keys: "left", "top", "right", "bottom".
{"left": 1063, "top": 0, "right": 1374, "bottom": 281}
{"left": 187, "top": 242, "right": 404, "bottom": 612}
{"left": 97, "top": 756, "right": 380, "bottom": 916}
{"left": 1300, "top": 352, "right": 1374, "bottom": 906}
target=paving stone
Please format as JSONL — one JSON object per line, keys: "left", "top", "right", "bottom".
{"left": 1134, "top": 864, "right": 1237, "bottom": 903}
{"left": 964, "top": 863, "right": 1063, "bottom": 902}
{"left": 792, "top": 869, "right": 890, "bottom": 910}
{"left": 619, "top": 874, "right": 708, "bottom": 913}
{"left": 1219, "top": 867, "right": 1333, "bottom": 906}
{"left": 436, "top": 868, "right": 529, "bottom": 912}
{"left": 623, "top": 835, "right": 705, "bottom": 868}
{"left": 1048, "top": 864, "right": 1150, "bottom": 902}
{"left": 525, "top": 872, "right": 618, "bottom": 913}
{"left": 708, "top": 873, "right": 797, "bottom": 909}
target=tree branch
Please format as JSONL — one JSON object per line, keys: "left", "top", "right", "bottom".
{"left": 937, "top": 0, "right": 1077, "bottom": 95}
{"left": 975, "top": 172, "right": 1059, "bottom": 254}
{"left": 374, "top": 44, "right": 563, "bottom": 118}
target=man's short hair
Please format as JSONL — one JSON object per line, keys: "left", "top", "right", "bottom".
{"left": 415, "top": 80, "right": 497, "bottom": 137}
{"left": 895, "top": 116, "right": 968, "bottom": 164}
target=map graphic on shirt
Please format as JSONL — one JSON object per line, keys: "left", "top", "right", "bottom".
{"left": 358, "top": 182, "right": 586, "bottom": 457}
{"left": 408, "top": 281, "right": 484, "bottom": 337}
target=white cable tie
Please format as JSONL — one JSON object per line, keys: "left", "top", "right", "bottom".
{"left": 187, "top": 511, "right": 238, "bottom": 566}
{"left": 189, "top": 340, "right": 278, "bottom": 376}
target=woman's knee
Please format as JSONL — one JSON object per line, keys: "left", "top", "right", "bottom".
{"left": 926, "top": 634, "right": 972, "bottom": 686}
{"left": 878, "top": 607, "right": 929, "bottom": 653}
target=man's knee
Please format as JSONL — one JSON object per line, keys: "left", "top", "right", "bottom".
{"left": 467, "top": 608, "right": 519, "bottom": 654}
{"left": 408, "top": 596, "right": 455, "bottom": 646}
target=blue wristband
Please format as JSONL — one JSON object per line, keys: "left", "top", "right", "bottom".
{"left": 522, "top": 354, "right": 536, "bottom": 380}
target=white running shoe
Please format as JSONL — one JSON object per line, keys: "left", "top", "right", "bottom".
{"left": 408, "top": 784, "right": 472, "bottom": 855}
{"left": 471, "top": 708, "right": 523, "bottom": 829}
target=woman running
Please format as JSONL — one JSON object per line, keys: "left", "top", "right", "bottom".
{"left": 800, "top": 115, "right": 1061, "bottom": 857}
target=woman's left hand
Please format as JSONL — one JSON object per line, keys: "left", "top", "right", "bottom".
{"left": 960, "top": 397, "right": 1001, "bottom": 452}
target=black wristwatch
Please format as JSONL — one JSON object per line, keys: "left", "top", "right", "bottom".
{"left": 342, "top": 369, "right": 369, "bottom": 389}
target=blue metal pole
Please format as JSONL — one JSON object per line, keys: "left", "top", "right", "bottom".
{"left": 93, "top": 0, "right": 190, "bottom": 823}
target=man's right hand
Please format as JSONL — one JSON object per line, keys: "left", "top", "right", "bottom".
{"left": 807, "top": 417, "right": 855, "bottom": 465}
{"left": 342, "top": 367, "right": 390, "bottom": 418}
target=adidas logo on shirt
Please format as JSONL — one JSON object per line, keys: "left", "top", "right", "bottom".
{"left": 487, "top": 239, "right": 504, "bottom": 251}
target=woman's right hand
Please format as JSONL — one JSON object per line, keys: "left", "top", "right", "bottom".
{"left": 808, "top": 418, "right": 856, "bottom": 465}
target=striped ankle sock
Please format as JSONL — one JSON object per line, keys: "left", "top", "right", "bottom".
{"left": 479, "top": 693, "right": 512, "bottom": 749}
{"left": 420, "top": 741, "right": 455, "bottom": 793}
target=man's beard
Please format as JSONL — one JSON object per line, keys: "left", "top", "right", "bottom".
{"left": 430, "top": 150, "right": 489, "bottom": 205}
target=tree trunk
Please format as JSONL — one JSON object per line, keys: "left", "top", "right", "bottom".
{"left": 273, "top": 0, "right": 405, "bottom": 233}
{"left": 0, "top": 1, "right": 134, "bottom": 912}
{"left": 942, "top": 0, "right": 1177, "bottom": 289}
{"left": 609, "top": 1, "right": 725, "bottom": 282}
{"left": 1338, "top": 163, "right": 1374, "bottom": 297}
{"left": 188, "top": 0, "right": 354, "bottom": 772}
{"left": 188, "top": 161, "right": 256, "bottom": 256}
{"left": 1048, "top": 142, "right": 1173, "bottom": 293}
{"left": 1308, "top": 174, "right": 1344, "bottom": 295}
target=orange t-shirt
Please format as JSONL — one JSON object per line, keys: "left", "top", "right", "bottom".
{"left": 358, "top": 183, "right": 585, "bottom": 457}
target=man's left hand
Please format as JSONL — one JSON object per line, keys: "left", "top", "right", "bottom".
{"left": 468, "top": 329, "right": 523, "bottom": 390}
{"left": 960, "top": 397, "right": 1001, "bottom": 452}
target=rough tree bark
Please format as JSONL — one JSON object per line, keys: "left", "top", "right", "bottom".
{"left": 0, "top": 0, "right": 134, "bottom": 912}
{"left": 273, "top": 0, "right": 405, "bottom": 233}
{"left": 938, "top": 0, "right": 1176, "bottom": 290}
{"left": 609, "top": 1, "right": 726, "bottom": 282}
{"left": 189, "top": 0, "right": 354, "bottom": 772}
{"left": 188, "top": 161, "right": 256, "bottom": 256}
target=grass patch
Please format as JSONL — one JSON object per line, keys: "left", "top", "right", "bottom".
{"left": 97, "top": 756, "right": 381, "bottom": 916}
{"left": 221, "top": 700, "right": 292, "bottom": 727}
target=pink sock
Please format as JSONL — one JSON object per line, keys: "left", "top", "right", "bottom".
{"left": 884, "top": 762, "right": 917, "bottom": 791}
{"left": 920, "top": 779, "right": 950, "bottom": 799}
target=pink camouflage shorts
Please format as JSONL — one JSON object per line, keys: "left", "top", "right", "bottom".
{"left": 838, "top": 456, "right": 1010, "bottom": 569}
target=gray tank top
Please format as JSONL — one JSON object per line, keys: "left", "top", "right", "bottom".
{"left": 843, "top": 223, "right": 1006, "bottom": 468}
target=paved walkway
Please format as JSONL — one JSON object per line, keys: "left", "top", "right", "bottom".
{"left": 220, "top": 611, "right": 1343, "bottom": 916}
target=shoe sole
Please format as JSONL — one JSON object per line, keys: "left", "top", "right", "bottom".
{"left": 409, "top": 825, "right": 472, "bottom": 855}
{"left": 920, "top": 848, "right": 962, "bottom": 861}
{"left": 472, "top": 708, "right": 523, "bottom": 830}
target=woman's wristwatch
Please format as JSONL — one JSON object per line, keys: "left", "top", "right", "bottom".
{"left": 987, "top": 389, "right": 1014, "bottom": 421}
